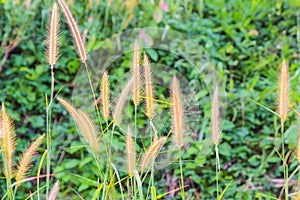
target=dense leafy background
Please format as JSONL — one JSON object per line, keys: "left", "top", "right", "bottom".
{"left": 1, "top": 0, "right": 300, "bottom": 199}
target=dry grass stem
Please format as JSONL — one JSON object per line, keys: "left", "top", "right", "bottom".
{"left": 57, "top": 97, "right": 99, "bottom": 154}
{"left": 132, "top": 39, "right": 140, "bottom": 106}
{"left": 47, "top": 3, "right": 59, "bottom": 66}
{"left": 126, "top": 126, "right": 135, "bottom": 176}
{"left": 140, "top": 136, "right": 166, "bottom": 172}
{"left": 211, "top": 86, "right": 220, "bottom": 145}
{"left": 101, "top": 71, "right": 110, "bottom": 122}
{"left": 278, "top": 59, "right": 289, "bottom": 123}
{"left": 57, "top": 0, "right": 87, "bottom": 62}
{"left": 171, "top": 75, "right": 184, "bottom": 148}
{"left": 143, "top": 53, "right": 154, "bottom": 119}
{"left": 1, "top": 103, "right": 16, "bottom": 178}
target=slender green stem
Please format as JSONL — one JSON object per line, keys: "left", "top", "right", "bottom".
{"left": 45, "top": 64, "right": 55, "bottom": 198}
{"left": 84, "top": 62, "right": 103, "bottom": 133}
{"left": 134, "top": 106, "right": 137, "bottom": 144}
{"left": 215, "top": 145, "right": 219, "bottom": 199}
{"left": 281, "top": 121, "right": 288, "bottom": 200}
{"left": 179, "top": 149, "right": 185, "bottom": 200}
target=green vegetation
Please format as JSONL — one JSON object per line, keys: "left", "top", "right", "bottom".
{"left": 1, "top": 0, "right": 300, "bottom": 199}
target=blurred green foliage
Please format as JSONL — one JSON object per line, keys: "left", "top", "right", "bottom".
{"left": 1, "top": 0, "right": 300, "bottom": 199}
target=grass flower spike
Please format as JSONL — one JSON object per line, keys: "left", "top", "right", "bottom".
{"left": 101, "top": 71, "right": 110, "bottom": 122}
{"left": 144, "top": 53, "right": 154, "bottom": 119}
{"left": 278, "top": 59, "right": 289, "bottom": 124}
{"left": 47, "top": 181, "right": 60, "bottom": 200}
{"left": 126, "top": 126, "right": 136, "bottom": 176}
{"left": 15, "top": 134, "right": 44, "bottom": 183}
{"left": 113, "top": 77, "right": 134, "bottom": 126}
{"left": 140, "top": 136, "right": 166, "bottom": 172}
{"left": 132, "top": 39, "right": 140, "bottom": 106}
{"left": 1, "top": 103, "right": 16, "bottom": 178}
{"left": 57, "top": 97, "right": 99, "bottom": 154}
{"left": 171, "top": 75, "right": 184, "bottom": 148}
{"left": 47, "top": 3, "right": 59, "bottom": 66}
{"left": 57, "top": 0, "right": 87, "bottom": 62}
{"left": 211, "top": 86, "right": 220, "bottom": 145}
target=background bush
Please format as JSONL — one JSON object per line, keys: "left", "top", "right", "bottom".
{"left": 1, "top": 0, "right": 300, "bottom": 199}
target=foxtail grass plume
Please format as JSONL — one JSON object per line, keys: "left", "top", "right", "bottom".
{"left": 211, "top": 86, "right": 220, "bottom": 145}
{"left": 47, "top": 181, "right": 59, "bottom": 200}
{"left": 126, "top": 126, "right": 136, "bottom": 176}
{"left": 113, "top": 77, "right": 134, "bottom": 126}
{"left": 132, "top": 39, "right": 140, "bottom": 106}
{"left": 47, "top": 3, "right": 59, "bottom": 66}
{"left": 15, "top": 134, "right": 44, "bottom": 183}
{"left": 57, "top": 97, "right": 99, "bottom": 154}
{"left": 57, "top": 0, "right": 87, "bottom": 62}
{"left": 140, "top": 137, "right": 166, "bottom": 172}
{"left": 278, "top": 59, "right": 289, "bottom": 123}
{"left": 1, "top": 103, "right": 16, "bottom": 178}
{"left": 171, "top": 75, "right": 184, "bottom": 148}
{"left": 101, "top": 71, "right": 110, "bottom": 122}
{"left": 144, "top": 53, "right": 154, "bottom": 119}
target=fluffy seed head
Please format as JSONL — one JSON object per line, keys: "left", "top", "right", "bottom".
{"left": 171, "top": 75, "right": 184, "bottom": 148}
{"left": 47, "top": 3, "right": 59, "bottom": 66}
{"left": 144, "top": 53, "right": 154, "bottom": 119}
{"left": 1, "top": 103, "right": 16, "bottom": 178}
{"left": 101, "top": 71, "right": 110, "bottom": 122}
{"left": 47, "top": 181, "right": 60, "bottom": 200}
{"left": 57, "top": 0, "right": 87, "bottom": 62}
{"left": 15, "top": 134, "right": 44, "bottom": 183}
{"left": 211, "top": 86, "right": 220, "bottom": 145}
{"left": 58, "top": 97, "right": 99, "bottom": 154}
{"left": 278, "top": 59, "right": 289, "bottom": 123}
{"left": 140, "top": 137, "right": 166, "bottom": 172}
{"left": 132, "top": 39, "right": 140, "bottom": 106}
{"left": 113, "top": 77, "right": 134, "bottom": 126}
{"left": 126, "top": 126, "right": 135, "bottom": 176}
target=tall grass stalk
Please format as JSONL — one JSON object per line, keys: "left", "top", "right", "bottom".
{"left": 132, "top": 39, "right": 140, "bottom": 148}
{"left": 211, "top": 86, "right": 221, "bottom": 198}
{"left": 170, "top": 75, "right": 185, "bottom": 199}
{"left": 1, "top": 103, "right": 16, "bottom": 200}
{"left": 278, "top": 59, "right": 289, "bottom": 199}
{"left": 45, "top": 2, "right": 59, "bottom": 196}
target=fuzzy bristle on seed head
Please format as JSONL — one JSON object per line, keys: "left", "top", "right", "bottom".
{"left": 144, "top": 53, "right": 154, "bottom": 119}
{"left": 140, "top": 137, "right": 166, "bottom": 172}
{"left": 57, "top": 97, "right": 99, "bottom": 154}
{"left": 101, "top": 71, "right": 110, "bottom": 122}
{"left": 1, "top": 103, "right": 16, "bottom": 178}
{"left": 278, "top": 59, "right": 289, "bottom": 124}
{"left": 171, "top": 75, "right": 184, "bottom": 148}
{"left": 57, "top": 0, "right": 87, "bottom": 62}
{"left": 132, "top": 39, "right": 140, "bottom": 106}
{"left": 15, "top": 134, "right": 44, "bottom": 183}
{"left": 47, "top": 3, "right": 59, "bottom": 66}
{"left": 126, "top": 126, "right": 136, "bottom": 176}
{"left": 47, "top": 181, "right": 60, "bottom": 200}
{"left": 113, "top": 77, "right": 134, "bottom": 126}
{"left": 211, "top": 86, "right": 220, "bottom": 145}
